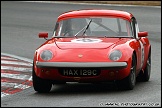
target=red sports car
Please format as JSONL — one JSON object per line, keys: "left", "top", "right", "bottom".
{"left": 32, "top": 9, "right": 151, "bottom": 92}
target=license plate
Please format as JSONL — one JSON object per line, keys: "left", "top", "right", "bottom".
{"left": 59, "top": 68, "right": 100, "bottom": 76}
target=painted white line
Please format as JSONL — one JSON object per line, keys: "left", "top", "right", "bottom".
{"left": 1, "top": 66, "right": 32, "bottom": 72}
{"left": 1, "top": 57, "right": 18, "bottom": 60}
{"left": 1, "top": 60, "right": 32, "bottom": 66}
{"left": 1, "top": 82, "right": 31, "bottom": 89}
{"left": 1, "top": 53, "right": 33, "bottom": 63}
{"left": 1, "top": 92, "right": 10, "bottom": 98}
{"left": 1, "top": 73, "right": 31, "bottom": 80}
{"left": 19, "top": 1, "right": 161, "bottom": 8}
{"left": 28, "top": 76, "right": 33, "bottom": 81}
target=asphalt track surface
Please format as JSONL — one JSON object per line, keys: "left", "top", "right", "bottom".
{"left": 1, "top": 1, "right": 161, "bottom": 107}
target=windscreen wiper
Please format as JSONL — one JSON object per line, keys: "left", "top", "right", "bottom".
{"left": 82, "top": 19, "right": 92, "bottom": 36}
{"left": 74, "top": 19, "right": 92, "bottom": 37}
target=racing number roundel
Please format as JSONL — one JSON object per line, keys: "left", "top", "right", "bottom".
{"left": 71, "top": 38, "right": 102, "bottom": 43}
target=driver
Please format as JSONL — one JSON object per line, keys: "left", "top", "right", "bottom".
{"left": 62, "top": 18, "right": 90, "bottom": 36}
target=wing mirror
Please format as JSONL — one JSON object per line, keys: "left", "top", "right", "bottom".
{"left": 38, "top": 32, "right": 48, "bottom": 38}
{"left": 138, "top": 31, "right": 148, "bottom": 37}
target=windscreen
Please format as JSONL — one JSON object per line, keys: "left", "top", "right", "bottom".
{"left": 54, "top": 17, "right": 132, "bottom": 37}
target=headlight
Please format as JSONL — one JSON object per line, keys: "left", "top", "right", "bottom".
{"left": 109, "top": 50, "right": 122, "bottom": 61}
{"left": 40, "top": 50, "right": 53, "bottom": 61}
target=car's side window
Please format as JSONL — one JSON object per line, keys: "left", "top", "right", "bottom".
{"left": 53, "top": 22, "right": 59, "bottom": 36}
{"left": 135, "top": 22, "right": 140, "bottom": 38}
{"left": 131, "top": 17, "right": 139, "bottom": 39}
{"left": 131, "top": 18, "right": 136, "bottom": 38}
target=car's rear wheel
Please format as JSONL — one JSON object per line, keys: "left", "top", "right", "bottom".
{"left": 116, "top": 54, "right": 136, "bottom": 90}
{"left": 143, "top": 52, "right": 151, "bottom": 81}
{"left": 32, "top": 62, "right": 52, "bottom": 93}
{"left": 137, "top": 50, "right": 151, "bottom": 82}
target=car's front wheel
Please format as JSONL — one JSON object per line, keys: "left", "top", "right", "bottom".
{"left": 116, "top": 54, "right": 136, "bottom": 90}
{"left": 32, "top": 62, "right": 52, "bottom": 93}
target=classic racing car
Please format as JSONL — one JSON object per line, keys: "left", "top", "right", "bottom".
{"left": 32, "top": 9, "right": 151, "bottom": 92}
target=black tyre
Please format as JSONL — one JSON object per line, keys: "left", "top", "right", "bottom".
{"left": 137, "top": 50, "right": 151, "bottom": 82}
{"left": 116, "top": 54, "right": 136, "bottom": 90}
{"left": 32, "top": 62, "right": 52, "bottom": 93}
{"left": 143, "top": 51, "right": 151, "bottom": 81}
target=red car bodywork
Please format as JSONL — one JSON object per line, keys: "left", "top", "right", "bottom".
{"left": 33, "top": 9, "right": 151, "bottom": 92}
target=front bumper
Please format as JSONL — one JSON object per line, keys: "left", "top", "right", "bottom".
{"left": 35, "top": 61, "right": 130, "bottom": 81}
{"left": 36, "top": 61, "right": 127, "bottom": 69}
